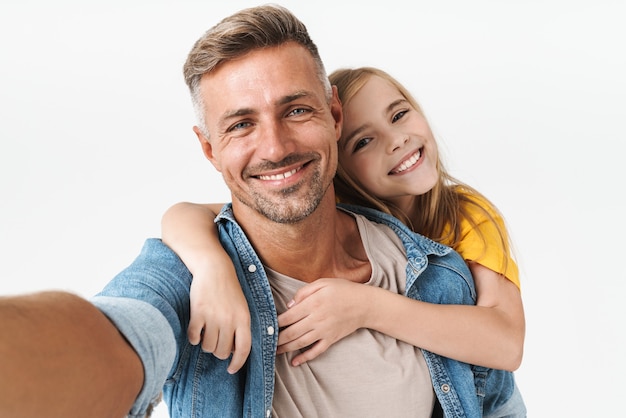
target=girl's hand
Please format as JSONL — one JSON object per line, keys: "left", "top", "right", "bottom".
{"left": 161, "top": 201, "right": 252, "bottom": 373}
{"left": 276, "top": 278, "right": 371, "bottom": 366}
{"left": 188, "top": 261, "right": 251, "bottom": 374}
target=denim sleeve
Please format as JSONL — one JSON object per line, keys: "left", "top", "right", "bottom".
{"left": 91, "top": 238, "right": 193, "bottom": 418}
{"left": 411, "top": 250, "right": 477, "bottom": 306}
{"left": 91, "top": 296, "right": 175, "bottom": 417}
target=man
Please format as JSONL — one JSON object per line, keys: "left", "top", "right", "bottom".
{"left": 0, "top": 5, "right": 514, "bottom": 417}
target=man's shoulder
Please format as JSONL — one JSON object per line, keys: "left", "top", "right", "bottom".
{"left": 117, "top": 238, "right": 191, "bottom": 280}
{"left": 140, "top": 238, "right": 185, "bottom": 262}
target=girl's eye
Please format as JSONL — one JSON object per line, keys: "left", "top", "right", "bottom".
{"left": 392, "top": 109, "right": 409, "bottom": 123}
{"left": 353, "top": 137, "right": 373, "bottom": 152}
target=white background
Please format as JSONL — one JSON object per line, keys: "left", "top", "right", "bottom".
{"left": 1, "top": 1, "right": 625, "bottom": 416}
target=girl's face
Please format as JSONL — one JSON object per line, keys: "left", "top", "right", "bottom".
{"left": 338, "top": 75, "right": 439, "bottom": 210}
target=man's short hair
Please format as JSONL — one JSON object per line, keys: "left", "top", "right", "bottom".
{"left": 183, "top": 4, "right": 332, "bottom": 137}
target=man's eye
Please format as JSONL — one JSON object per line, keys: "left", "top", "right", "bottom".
{"left": 353, "top": 137, "right": 372, "bottom": 152}
{"left": 230, "top": 121, "right": 252, "bottom": 131}
{"left": 288, "top": 107, "right": 309, "bottom": 117}
{"left": 392, "top": 109, "right": 408, "bottom": 123}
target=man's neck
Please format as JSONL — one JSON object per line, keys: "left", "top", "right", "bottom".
{"left": 233, "top": 196, "right": 369, "bottom": 283}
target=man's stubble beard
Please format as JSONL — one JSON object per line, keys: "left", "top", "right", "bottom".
{"left": 233, "top": 168, "right": 329, "bottom": 224}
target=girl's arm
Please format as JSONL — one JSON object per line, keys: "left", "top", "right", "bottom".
{"left": 276, "top": 264, "right": 524, "bottom": 371}
{"left": 161, "top": 202, "right": 251, "bottom": 374}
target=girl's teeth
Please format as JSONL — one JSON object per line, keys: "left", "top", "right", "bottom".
{"left": 395, "top": 150, "right": 421, "bottom": 173}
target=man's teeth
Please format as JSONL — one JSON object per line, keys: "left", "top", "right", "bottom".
{"left": 259, "top": 167, "right": 299, "bottom": 181}
{"left": 394, "top": 150, "right": 421, "bottom": 173}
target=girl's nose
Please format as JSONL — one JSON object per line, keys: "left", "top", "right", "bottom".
{"left": 387, "top": 134, "right": 409, "bottom": 154}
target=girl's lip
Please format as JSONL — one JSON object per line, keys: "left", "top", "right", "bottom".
{"left": 389, "top": 148, "right": 423, "bottom": 175}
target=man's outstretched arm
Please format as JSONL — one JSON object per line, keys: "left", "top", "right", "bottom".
{"left": 0, "top": 291, "right": 143, "bottom": 418}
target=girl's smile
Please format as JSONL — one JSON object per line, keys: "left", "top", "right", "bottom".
{"left": 389, "top": 148, "right": 423, "bottom": 175}
{"left": 338, "top": 75, "right": 439, "bottom": 207}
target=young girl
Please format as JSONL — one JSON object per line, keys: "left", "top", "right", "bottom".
{"left": 161, "top": 67, "right": 525, "bottom": 384}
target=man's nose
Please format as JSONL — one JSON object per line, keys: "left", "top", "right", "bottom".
{"left": 257, "top": 121, "right": 296, "bottom": 161}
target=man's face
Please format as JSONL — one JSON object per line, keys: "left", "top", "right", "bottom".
{"left": 195, "top": 42, "right": 342, "bottom": 224}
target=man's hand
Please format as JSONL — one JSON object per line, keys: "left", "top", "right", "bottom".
{"left": 0, "top": 291, "right": 143, "bottom": 417}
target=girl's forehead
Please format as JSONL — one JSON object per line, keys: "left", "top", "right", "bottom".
{"left": 344, "top": 78, "right": 403, "bottom": 120}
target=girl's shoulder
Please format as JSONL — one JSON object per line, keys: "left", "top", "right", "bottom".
{"left": 451, "top": 186, "right": 520, "bottom": 287}
{"left": 453, "top": 186, "right": 502, "bottom": 221}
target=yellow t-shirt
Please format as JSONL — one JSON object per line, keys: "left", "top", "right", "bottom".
{"left": 440, "top": 193, "right": 520, "bottom": 289}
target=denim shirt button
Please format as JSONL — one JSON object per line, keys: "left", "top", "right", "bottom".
{"left": 267, "top": 326, "right": 275, "bottom": 335}
{"left": 441, "top": 384, "right": 450, "bottom": 393}
{"left": 266, "top": 409, "right": 271, "bottom": 417}
{"left": 248, "top": 264, "right": 257, "bottom": 273}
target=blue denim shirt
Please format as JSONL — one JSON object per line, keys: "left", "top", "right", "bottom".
{"left": 93, "top": 204, "right": 524, "bottom": 418}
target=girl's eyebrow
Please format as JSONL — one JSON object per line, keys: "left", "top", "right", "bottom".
{"left": 341, "top": 124, "right": 369, "bottom": 151}
{"left": 387, "top": 98, "right": 408, "bottom": 112}
{"left": 341, "top": 98, "right": 408, "bottom": 151}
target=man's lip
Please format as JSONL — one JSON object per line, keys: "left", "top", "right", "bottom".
{"left": 257, "top": 166, "right": 301, "bottom": 181}
{"left": 389, "top": 148, "right": 423, "bottom": 175}
{"left": 252, "top": 160, "right": 311, "bottom": 181}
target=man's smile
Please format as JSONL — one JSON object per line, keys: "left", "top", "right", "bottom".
{"left": 258, "top": 166, "right": 302, "bottom": 181}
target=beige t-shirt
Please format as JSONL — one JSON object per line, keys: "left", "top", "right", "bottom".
{"left": 270, "top": 213, "right": 435, "bottom": 418}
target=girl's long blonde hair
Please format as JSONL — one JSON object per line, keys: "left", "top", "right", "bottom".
{"left": 330, "top": 67, "right": 511, "bottom": 266}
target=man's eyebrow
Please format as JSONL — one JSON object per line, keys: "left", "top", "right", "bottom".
{"left": 222, "top": 107, "right": 255, "bottom": 120}
{"left": 216, "top": 107, "right": 256, "bottom": 131}
{"left": 277, "top": 90, "right": 312, "bottom": 106}
{"left": 218, "top": 91, "right": 313, "bottom": 126}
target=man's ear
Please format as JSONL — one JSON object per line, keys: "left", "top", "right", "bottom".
{"left": 330, "top": 85, "right": 343, "bottom": 142}
{"left": 193, "top": 126, "right": 221, "bottom": 172}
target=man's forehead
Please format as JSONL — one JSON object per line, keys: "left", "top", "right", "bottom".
{"left": 201, "top": 43, "right": 319, "bottom": 94}
{"left": 198, "top": 45, "right": 324, "bottom": 122}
